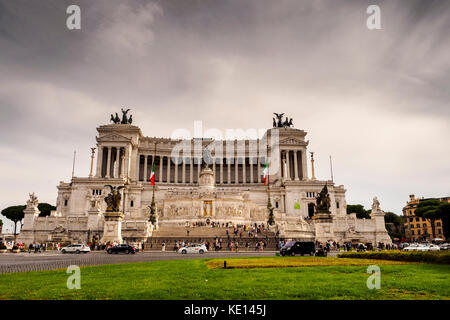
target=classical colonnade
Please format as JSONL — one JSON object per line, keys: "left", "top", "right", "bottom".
{"left": 95, "top": 145, "right": 306, "bottom": 184}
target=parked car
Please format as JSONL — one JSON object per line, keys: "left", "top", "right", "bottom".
{"left": 403, "top": 244, "right": 440, "bottom": 252}
{"left": 61, "top": 244, "right": 90, "bottom": 254}
{"left": 178, "top": 244, "right": 207, "bottom": 254}
{"left": 280, "top": 241, "right": 316, "bottom": 256}
{"left": 107, "top": 244, "right": 136, "bottom": 254}
{"left": 427, "top": 244, "right": 441, "bottom": 251}
{"left": 439, "top": 243, "right": 450, "bottom": 250}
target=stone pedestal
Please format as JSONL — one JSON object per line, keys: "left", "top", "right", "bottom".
{"left": 17, "top": 203, "right": 40, "bottom": 244}
{"left": 313, "top": 209, "right": 334, "bottom": 243}
{"left": 100, "top": 211, "right": 124, "bottom": 244}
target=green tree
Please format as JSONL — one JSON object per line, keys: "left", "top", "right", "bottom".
{"left": 415, "top": 199, "right": 441, "bottom": 240}
{"left": 38, "top": 203, "right": 56, "bottom": 217}
{"left": 346, "top": 204, "right": 371, "bottom": 219}
{"left": 384, "top": 211, "right": 405, "bottom": 239}
{"left": 436, "top": 202, "right": 450, "bottom": 240}
{"left": 1, "top": 205, "right": 26, "bottom": 238}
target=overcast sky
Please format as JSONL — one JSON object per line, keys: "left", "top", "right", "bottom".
{"left": 1, "top": 0, "right": 449, "bottom": 232}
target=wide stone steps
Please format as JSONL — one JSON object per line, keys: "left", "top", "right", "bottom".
{"left": 151, "top": 226, "right": 276, "bottom": 238}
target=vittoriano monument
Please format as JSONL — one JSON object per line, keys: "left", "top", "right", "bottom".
{"left": 17, "top": 111, "right": 392, "bottom": 246}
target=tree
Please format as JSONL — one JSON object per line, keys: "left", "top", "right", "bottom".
{"left": 38, "top": 203, "right": 56, "bottom": 217}
{"left": 414, "top": 199, "right": 441, "bottom": 239}
{"left": 384, "top": 211, "right": 405, "bottom": 239}
{"left": 437, "top": 202, "right": 450, "bottom": 240}
{"left": 346, "top": 204, "right": 371, "bottom": 219}
{"left": 1, "top": 205, "right": 26, "bottom": 238}
{"left": 415, "top": 199, "right": 441, "bottom": 240}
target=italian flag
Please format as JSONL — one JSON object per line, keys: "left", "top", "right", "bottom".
{"left": 263, "top": 161, "right": 269, "bottom": 185}
{"left": 150, "top": 161, "right": 156, "bottom": 185}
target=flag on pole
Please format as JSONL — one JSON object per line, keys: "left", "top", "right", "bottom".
{"left": 263, "top": 161, "right": 269, "bottom": 185}
{"left": 150, "top": 161, "right": 156, "bottom": 185}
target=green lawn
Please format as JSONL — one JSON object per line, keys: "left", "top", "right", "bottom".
{"left": 0, "top": 257, "right": 449, "bottom": 300}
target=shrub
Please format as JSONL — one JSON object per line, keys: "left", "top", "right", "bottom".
{"left": 12, "top": 245, "right": 19, "bottom": 250}
{"left": 338, "top": 250, "right": 450, "bottom": 264}
{"left": 0, "top": 244, "right": 7, "bottom": 250}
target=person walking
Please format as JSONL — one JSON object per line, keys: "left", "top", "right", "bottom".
{"left": 161, "top": 241, "right": 166, "bottom": 252}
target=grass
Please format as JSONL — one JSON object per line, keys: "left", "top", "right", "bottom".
{"left": 206, "top": 257, "right": 411, "bottom": 269}
{"left": 0, "top": 257, "right": 449, "bottom": 300}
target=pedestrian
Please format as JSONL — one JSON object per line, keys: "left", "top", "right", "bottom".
{"left": 161, "top": 242, "right": 166, "bottom": 252}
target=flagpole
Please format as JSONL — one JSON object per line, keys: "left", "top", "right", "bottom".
{"left": 149, "top": 142, "right": 157, "bottom": 223}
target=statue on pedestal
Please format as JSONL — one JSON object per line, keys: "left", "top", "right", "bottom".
{"left": 372, "top": 196, "right": 381, "bottom": 212}
{"left": 27, "top": 192, "right": 39, "bottom": 209}
{"left": 104, "top": 185, "right": 125, "bottom": 212}
{"left": 315, "top": 185, "right": 331, "bottom": 213}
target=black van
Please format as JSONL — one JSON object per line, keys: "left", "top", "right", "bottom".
{"left": 280, "top": 241, "right": 316, "bottom": 256}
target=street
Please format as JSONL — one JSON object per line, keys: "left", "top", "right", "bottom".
{"left": 0, "top": 250, "right": 279, "bottom": 274}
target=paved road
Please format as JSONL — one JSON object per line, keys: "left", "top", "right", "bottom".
{"left": 0, "top": 251, "right": 279, "bottom": 274}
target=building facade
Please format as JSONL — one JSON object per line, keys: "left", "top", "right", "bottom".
{"left": 403, "top": 194, "right": 448, "bottom": 242}
{"left": 18, "top": 114, "right": 391, "bottom": 246}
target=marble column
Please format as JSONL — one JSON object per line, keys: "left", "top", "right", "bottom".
{"left": 167, "top": 156, "right": 171, "bottom": 183}
{"left": 257, "top": 156, "right": 261, "bottom": 183}
{"left": 182, "top": 158, "right": 186, "bottom": 183}
{"left": 190, "top": 158, "right": 193, "bottom": 183}
{"left": 242, "top": 158, "right": 246, "bottom": 184}
{"left": 159, "top": 156, "right": 164, "bottom": 183}
{"left": 227, "top": 160, "right": 231, "bottom": 184}
{"left": 105, "top": 147, "right": 112, "bottom": 178}
{"left": 220, "top": 160, "right": 223, "bottom": 184}
{"left": 143, "top": 155, "right": 148, "bottom": 182}
{"left": 293, "top": 150, "right": 299, "bottom": 181}
{"left": 95, "top": 146, "right": 102, "bottom": 178}
{"left": 301, "top": 150, "right": 308, "bottom": 180}
{"left": 89, "top": 147, "right": 96, "bottom": 178}
{"left": 250, "top": 159, "right": 253, "bottom": 184}
{"left": 235, "top": 158, "right": 239, "bottom": 184}
{"left": 120, "top": 151, "right": 126, "bottom": 179}
{"left": 114, "top": 148, "right": 120, "bottom": 178}
{"left": 174, "top": 157, "right": 178, "bottom": 184}
{"left": 135, "top": 152, "right": 140, "bottom": 182}
{"left": 286, "top": 150, "right": 291, "bottom": 180}
{"left": 198, "top": 160, "right": 201, "bottom": 181}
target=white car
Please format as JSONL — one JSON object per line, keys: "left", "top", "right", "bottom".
{"left": 427, "top": 244, "right": 441, "bottom": 251}
{"left": 403, "top": 244, "right": 440, "bottom": 252}
{"left": 61, "top": 244, "right": 91, "bottom": 254}
{"left": 178, "top": 244, "right": 207, "bottom": 254}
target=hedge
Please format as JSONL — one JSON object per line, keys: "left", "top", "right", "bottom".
{"left": 338, "top": 250, "right": 450, "bottom": 264}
